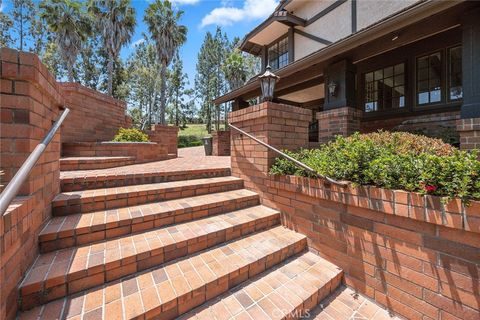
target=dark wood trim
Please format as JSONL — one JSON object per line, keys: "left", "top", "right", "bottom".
{"left": 288, "top": 27, "right": 295, "bottom": 63}
{"left": 351, "top": 0, "right": 357, "bottom": 33}
{"left": 305, "top": 0, "right": 348, "bottom": 26}
{"left": 274, "top": 98, "right": 302, "bottom": 107}
{"left": 301, "top": 98, "right": 325, "bottom": 109}
{"left": 294, "top": 29, "right": 332, "bottom": 45}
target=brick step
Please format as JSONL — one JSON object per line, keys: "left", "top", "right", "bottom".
{"left": 17, "top": 226, "right": 307, "bottom": 319}
{"left": 60, "top": 156, "right": 136, "bottom": 171}
{"left": 19, "top": 206, "right": 280, "bottom": 311}
{"left": 39, "top": 189, "right": 260, "bottom": 252}
{"left": 181, "top": 251, "right": 343, "bottom": 320}
{"left": 304, "top": 286, "right": 399, "bottom": 320}
{"left": 61, "top": 167, "right": 232, "bottom": 192}
{"left": 53, "top": 176, "right": 244, "bottom": 216}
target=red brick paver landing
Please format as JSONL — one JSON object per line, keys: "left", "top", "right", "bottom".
{"left": 60, "top": 147, "right": 230, "bottom": 180}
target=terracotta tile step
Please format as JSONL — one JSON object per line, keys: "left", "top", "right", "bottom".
{"left": 39, "top": 189, "right": 260, "bottom": 252}
{"left": 181, "top": 251, "right": 343, "bottom": 320}
{"left": 17, "top": 226, "right": 307, "bottom": 319}
{"left": 60, "top": 168, "right": 232, "bottom": 192}
{"left": 53, "top": 176, "right": 244, "bottom": 216}
{"left": 305, "top": 286, "right": 400, "bottom": 320}
{"left": 60, "top": 156, "right": 136, "bottom": 171}
{"left": 19, "top": 206, "right": 280, "bottom": 310}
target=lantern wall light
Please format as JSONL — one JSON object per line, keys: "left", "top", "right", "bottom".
{"left": 328, "top": 80, "right": 338, "bottom": 97}
{"left": 258, "top": 65, "right": 280, "bottom": 102}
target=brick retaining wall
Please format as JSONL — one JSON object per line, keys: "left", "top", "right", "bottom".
{"left": 0, "top": 48, "right": 62, "bottom": 319}
{"left": 60, "top": 83, "right": 130, "bottom": 143}
{"left": 62, "top": 142, "right": 171, "bottom": 163}
{"left": 230, "top": 102, "right": 480, "bottom": 320}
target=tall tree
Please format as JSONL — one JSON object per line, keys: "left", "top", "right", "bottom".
{"left": 144, "top": 0, "right": 187, "bottom": 125}
{"left": 195, "top": 27, "right": 229, "bottom": 133}
{"left": 167, "top": 53, "right": 191, "bottom": 127}
{"left": 12, "top": 0, "right": 34, "bottom": 51}
{"left": 0, "top": 7, "right": 14, "bottom": 48}
{"left": 88, "top": 0, "right": 136, "bottom": 96}
{"left": 40, "top": 0, "right": 90, "bottom": 82}
{"left": 125, "top": 40, "right": 161, "bottom": 128}
{"left": 195, "top": 32, "right": 215, "bottom": 133}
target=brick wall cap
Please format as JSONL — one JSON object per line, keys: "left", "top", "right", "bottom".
{"left": 272, "top": 174, "right": 479, "bottom": 233}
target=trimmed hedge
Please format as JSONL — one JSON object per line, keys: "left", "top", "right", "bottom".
{"left": 178, "top": 135, "right": 203, "bottom": 148}
{"left": 112, "top": 128, "right": 149, "bottom": 142}
{"left": 270, "top": 131, "right": 480, "bottom": 201}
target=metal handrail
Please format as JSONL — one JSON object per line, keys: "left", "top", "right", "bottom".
{"left": 228, "top": 123, "right": 349, "bottom": 187}
{"left": 0, "top": 108, "right": 70, "bottom": 216}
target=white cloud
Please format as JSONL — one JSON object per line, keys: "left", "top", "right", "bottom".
{"left": 201, "top": 0, "right": 278, "bottom": 27}
{"left": 130, "top": 39, "right": 145, "bottom": 48}
{"left": 171, "top": 0, "right": 200, "bottom": 5}
{"left": 0, "top": 1, "right": 5, "bottom": 12}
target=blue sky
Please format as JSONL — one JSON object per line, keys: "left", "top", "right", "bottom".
{"left": 2, "top": 0, "right": 278, "bottom": 87}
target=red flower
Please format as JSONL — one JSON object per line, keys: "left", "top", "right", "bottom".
{"left": 425, "top": 185, "right": 437, "bottom": 193}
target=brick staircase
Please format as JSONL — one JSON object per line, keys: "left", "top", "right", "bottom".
{"left": 17, "top": 160, "right": 344, "bottom": 319}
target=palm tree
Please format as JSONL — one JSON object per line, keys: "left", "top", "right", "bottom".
{"left": 40, "top": 0, "right": 90, "bottom": 82}
{"left": 144, "top": 0, "right": 187, "bottom": 125}
{"left": 88, "top": 0, "right": 136, "bottom": 96}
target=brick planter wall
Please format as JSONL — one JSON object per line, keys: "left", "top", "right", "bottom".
{"left": 147, "top": 125, "right": 179, "bottom": 156}
{"left": 229, "top": 101, "right": 480, "bottom": 320}
{"left": 317, "top": 107, "right": 362, "bottom": 144}
{"left": 212, "top": 130, "right": 230, "bottom": 156}
{"left": 260, "top": 175, "right": 479, "bottom": 320}
{"left": 0, "top": 48, "right": 63, "bottom": 320}
{"left": 457, "top": 117, "right": 480, "bottom": 150}
{"left": 60, "top": 83, "right": 130, "bottom": 143}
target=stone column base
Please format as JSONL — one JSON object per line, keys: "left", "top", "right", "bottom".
{"left": 317, "top": 107, "right": 362, "bottom": 144}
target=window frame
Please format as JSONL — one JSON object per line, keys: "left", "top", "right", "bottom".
{"left": 447, "top": 45, "right": 463, "bottom": 103}
{"left": 361, "top": 61, "right": 408, "bottom": 114}
{"left": 267, "top": 34, "right": 289, "bottom": 71}
{"left": 414, "top": 49, "right": 446, "bottom": 107}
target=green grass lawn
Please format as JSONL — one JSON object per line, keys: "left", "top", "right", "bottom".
{"left": 177, "top": 124, "right": 209, "bottom": 148}
{"left": 178, "top": 124, "right": 209, "bottom": 138}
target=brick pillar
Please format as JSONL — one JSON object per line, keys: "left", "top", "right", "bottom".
{"left": 1, "top": 48, "right": 63, "bottom": 320}
{"left": 228, "top": 102, "right": 311, "bottom": 191}
{"left": 212, "top": 130, "right": 231, "bottom": 156}
{"left": 317, "top": 107, "right": 362, "bottom": 144}
{"left": 148, "top": 125, "right": 179, "bottom": 156}
{"left": 457, "top": 118, "right": 480, "bottom": 150}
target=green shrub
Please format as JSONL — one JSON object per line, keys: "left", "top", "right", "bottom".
{"left": 269, "top": 131, "right": 480, "bottom": 201}
{"left": 178, "top": 135, "right": 203, "bottom": 148}
{"left": 112, "top": 128, "right": 149, "bottom": 142}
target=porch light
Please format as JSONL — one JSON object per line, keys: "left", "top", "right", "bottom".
{"left": 259, "top": 66, "right": 280, "bottom": 102}
{"left": 328, "top": 80, "right": 338, "bottom": 97}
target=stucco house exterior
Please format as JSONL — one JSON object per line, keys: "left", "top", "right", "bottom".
{"left": 214, "top": 0, "right": 480, "bottom": 149}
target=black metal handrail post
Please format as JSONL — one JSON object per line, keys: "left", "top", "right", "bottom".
{"left": 228, "top": 123, "right": 349, "bottom": 187}
{"left": 0, "top": 108, "right": 70, "bottom": 216}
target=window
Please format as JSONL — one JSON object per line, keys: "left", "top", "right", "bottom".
{"left": 268, "top": 37, "right": 289, "bottom": 70}
{"left": 416, "top": 52, "right": 442, "bottom": 105}
{"left": 448, "top": 46, "right": 462, "bottom": 101}
{"left": 364, "top": 63, "right": 405, "bottom": 112}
